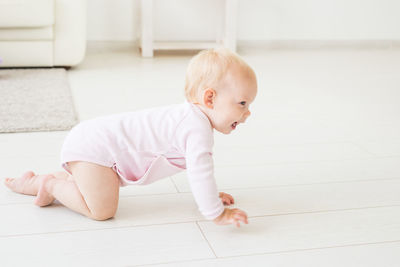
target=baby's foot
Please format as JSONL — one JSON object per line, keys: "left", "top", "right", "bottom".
{"left": 4, "top": 171, "right": 37, "bottom": 195}
{"left": 34, "top": 175, "right": 55, "bottom": 207}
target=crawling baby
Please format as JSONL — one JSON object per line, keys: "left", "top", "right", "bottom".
{"left": 4, "top": 48, "right": 257, "bottom": 227}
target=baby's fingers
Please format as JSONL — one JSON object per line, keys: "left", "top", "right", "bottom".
{"left": 220, "top": 192, "right": 235, "bottom": 205}
{"left": 232, "top": 213, "right": 249, "bottom": 227}
{"left": 232, "top": 208, "right": 248, "bottom": 218}
{"left": 233, "top": 213, "right": 248, "bottom": 224}
{"left": 226, "top": 194, "right": 234, "bottom": 204}
{"left": 235, "top": 219, "right": 241, "bottom": 228}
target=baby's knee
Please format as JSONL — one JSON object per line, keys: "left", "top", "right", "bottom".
{"left": 89, "top": 210, "right": 116, "bottom": 221}
{"left": 88, "top": 206, "right": 117, "bottom": 221}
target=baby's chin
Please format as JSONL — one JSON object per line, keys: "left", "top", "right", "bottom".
{"left": 215, "top": 127, "right": 234, "bottom": 135}
{"left": 220, "top": 131, "right": 232, "bottom": 135}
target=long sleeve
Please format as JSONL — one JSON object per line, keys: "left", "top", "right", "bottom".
{"left": 184, "top": 131, "right": 225, "bottom": 220}
{"left": 172, "top": 102, "right": 225, "bottom": 220}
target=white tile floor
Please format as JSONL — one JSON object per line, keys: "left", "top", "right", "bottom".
{"left": 1, "top": 42, "right": 400, "bottom": 266}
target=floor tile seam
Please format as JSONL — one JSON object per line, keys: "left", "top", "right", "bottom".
{"left": 0, "top": 220, "right": 200, "bottom": 239}
{"left": 350, "top": 141, "right": 379, "bottom": 157}
{"left": 168, "top": 177, "right": 181, "bottom": 193}
{"left": 195, "top": 221, "right": 218, "bottom": 258}
{"left": 137, "top": 239, "right": 400, "bottom": 266}
{"left": 1, "top": 176, "right": 400, "bottom": 206}
{"left": 1, "top": 204, "right": 400, "bottom": 239}
{"left": 246, "top": 204, "right": 400, "bottom": 219}
{"left": 211, "top": 177, "right": 400, "bottom": 192}
{"left": 215, "top": 156, "right": 395, "bottom": 167}
{"left": 215, "top": 154, "right": 400, "bottom": 167}
{"left": 216, "top": 240, "right": 400, "bottom": 259}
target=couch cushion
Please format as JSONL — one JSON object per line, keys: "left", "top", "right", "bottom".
{"left": 0, "top": 0, "right": 54, "bottom": 28}
{"left": 0, "top": 41, "right": 53, "bottom": 67}
{"left": 0, "top": 26, "right": 53, "bottom": 41}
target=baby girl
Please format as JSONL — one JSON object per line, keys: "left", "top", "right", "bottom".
{"left": 4, "top": 48, "right": 257, "bottom": 227}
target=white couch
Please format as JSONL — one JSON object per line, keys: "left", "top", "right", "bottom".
{"left": 0, "top": 0, "right": 86, "bottom": 67}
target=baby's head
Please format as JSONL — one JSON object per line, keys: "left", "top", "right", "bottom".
{"left": 185, "top": 48, "right": 257, "bottom": 134}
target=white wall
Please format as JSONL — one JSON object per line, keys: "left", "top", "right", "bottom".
{"left": 87, "top": 0, "right": 400, "bottom": 41}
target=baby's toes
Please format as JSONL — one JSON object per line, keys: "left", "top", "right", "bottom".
{"left": 4, "top": 178, "right": 15, "bottom": 188}
{"left": 21, "top": 171, "right": 35, "bottom": 179}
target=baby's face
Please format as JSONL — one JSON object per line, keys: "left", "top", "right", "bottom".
{"left": 210, "top": 67, "right": 257, "bottom": 134}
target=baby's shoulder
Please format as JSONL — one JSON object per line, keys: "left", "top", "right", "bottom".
{"left": 173, "top": 104, "right": 213, "bottom": 149}
{"left": 177, "top": 103, "right": 212, "bottom": 132}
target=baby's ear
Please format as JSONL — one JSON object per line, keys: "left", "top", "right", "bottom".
{"left": 203, "top": 88, "right": 216, "bottom": 108}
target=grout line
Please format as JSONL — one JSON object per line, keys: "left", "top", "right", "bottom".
{"left": 245, "top": 204, "right": 400, "bottom": 219}
{"left": 218, "top": 177, "right": 400, "bottom": 192}
{"left": 0, "top": 220, "right": 200, "bottom": 239}
{"left": 136, "top": 240, "right": 400, "bottom": 266}
{"left": 195, "top": 221, "right": 218, "bottom": 258}
{"left": 213, "top": 154, "right": 400, "bottom": 168}
{"left": 1, "top": 204, "right": 400, "bottom": 239}
{"left": 215, "top": 240, "right": 400, "bottom": 259}
{"left": 349, "top": 141, "right": 379, "bottom": 157}
{"left": 2, "top": 176, "right": 400, "bottom": 206}
{"left": 169, "top": 177, "right": 181, "bottom": 193}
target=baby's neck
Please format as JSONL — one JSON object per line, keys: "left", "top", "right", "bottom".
{"left": 194, "top": 103, "right": 214, "bottom": 129}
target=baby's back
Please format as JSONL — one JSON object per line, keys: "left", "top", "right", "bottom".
{"left": 78, "top": 102, "right": 189, "bottom": 154}
{"left": 60, "top": 102, "right": 194, "bottom": 176}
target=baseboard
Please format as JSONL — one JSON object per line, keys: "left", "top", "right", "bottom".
{"left": 86, "top": 40, "right": 400, "bottom": 55}
{"left": 237, "top": 40, "right": 400, "bottom": 50}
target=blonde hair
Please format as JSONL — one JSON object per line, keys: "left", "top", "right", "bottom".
{"left": 184, "top": 48, "right": 255, "bottom": 103}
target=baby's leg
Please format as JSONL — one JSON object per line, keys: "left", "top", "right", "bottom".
{"left": 44, "top": 161, "right": 120, "bottom": 220}
{"left": 4, "top": 162, "right": 120, "bottom": 221}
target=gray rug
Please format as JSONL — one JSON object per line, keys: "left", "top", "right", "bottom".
{"left": 0, "top": 68, "right": 78, "bottom": 133}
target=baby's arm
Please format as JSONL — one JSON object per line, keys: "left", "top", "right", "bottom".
{"left": 184, "top": 135, "right": 249, "bottom": 227}
{"left": 177, "top": 115, "right": 249, "bottom": 227}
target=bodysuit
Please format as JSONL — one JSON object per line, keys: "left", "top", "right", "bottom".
{"left": 60, "top": 101, "right": 225, "bottom": 220}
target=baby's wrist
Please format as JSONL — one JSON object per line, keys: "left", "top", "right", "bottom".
{"left": 213, "top": 208, "right": 227, "bottom": 222}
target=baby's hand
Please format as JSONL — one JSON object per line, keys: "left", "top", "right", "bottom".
{"left": 219, "top": 192, "right": 234, "bottom": 205}
{"left": 213, "top": 208, "right": 249, "bottom": 227}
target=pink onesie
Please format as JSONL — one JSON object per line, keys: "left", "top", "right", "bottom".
{"left": 60, "top": 101, "right": 225, "bottom": 220}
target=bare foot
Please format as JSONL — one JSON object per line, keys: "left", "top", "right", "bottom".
{"left": 4, "top": 171, "right": 37, "bottom": 195}
{"left": 34, "top": 175, "right": 55, "bottom": 207}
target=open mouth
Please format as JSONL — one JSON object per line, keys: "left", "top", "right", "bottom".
{"left": 231, "top": 122, "right": 238, "bottom": 130}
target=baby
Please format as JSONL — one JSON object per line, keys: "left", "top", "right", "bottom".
{"left": 4, "top": 48, "right": 257, "bottom": 227}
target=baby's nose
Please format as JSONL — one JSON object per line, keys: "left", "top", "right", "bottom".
{"left": 242, "top": 110, "right": 251, "bottom": 122}
{"left": 245, "top": 110, "right": 251, "bottom": 118}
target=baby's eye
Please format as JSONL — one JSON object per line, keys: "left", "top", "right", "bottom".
{"left": 239, "top": 101, "right": 246, "bottom": 106}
